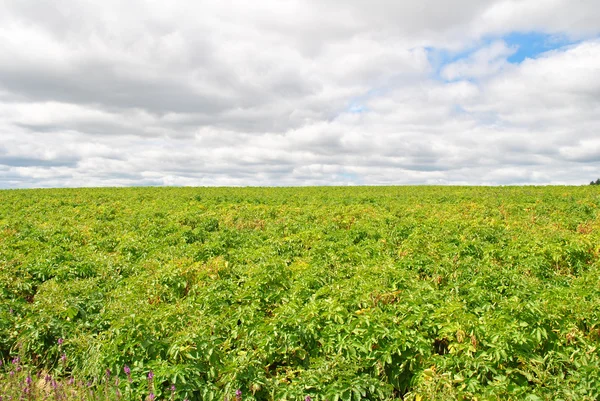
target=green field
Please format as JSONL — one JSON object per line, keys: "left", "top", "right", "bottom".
{"left": 1, "top": 187, "right": 599, "bottom": 400}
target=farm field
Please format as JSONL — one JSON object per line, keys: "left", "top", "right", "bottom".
{"left": 1, "top": 186, "right": 599, "bottom": 400}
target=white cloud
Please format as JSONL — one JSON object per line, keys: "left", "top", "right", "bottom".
{"left": 474, "top": 0, "right": 600, "bottom": 39}
{"left": 441, "top": 41, "right": 517, "bottom": 80}
{"left": 469, "top": 40, "right": 600, "bottom": 131}
{"left": 0, "top": 0, "right": 599, "bottom": 187}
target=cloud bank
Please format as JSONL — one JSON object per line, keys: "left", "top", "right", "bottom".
{"left": 1, "top": 0, "right": 599, "bottom": 187}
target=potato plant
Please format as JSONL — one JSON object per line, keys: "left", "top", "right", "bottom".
{"left": 1, "top": 186, "right": 599, "bottom": 400}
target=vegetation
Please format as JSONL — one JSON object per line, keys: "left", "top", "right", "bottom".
{"left": 590, "top": 179, "right": 600, "bottom": 186}
{"left": 1, "top": 186, "right": 599, "bottom": 400}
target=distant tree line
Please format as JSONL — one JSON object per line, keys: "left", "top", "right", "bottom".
{"left": 590, "top": 178, "right": 600, "bottom": 185}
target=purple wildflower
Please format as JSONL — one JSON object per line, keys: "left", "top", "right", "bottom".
{"left": 57, "top": 338, "right": 64, "bottom": 345}
{"left": 305, "top": 397, "right": 312, "bottom": 401}
{"left": 11, "top": 356, "right": 21, "bottom": 372}
{"left": 124, "top": 365, "right": 132, "bottom": 382}
{"left": 61, "top": 353, "right": 67, "bottom": 363}
{"left": 106, "top": 369, "right": 111, "bottom": 380}
{"left": 115, "top": 377, "right": 120, "bottom": 386}
{"left": 171, "top": 384, "right": 176, "bottom": 392}
{"left": 149, "top": 392, "right": 155, "bottom": 401}
{"left": 24, "top": 376, "right": 32, "bottom": 396}
{"left": 235, "top": 389, "right": 242, "bottom": 401}
{"left": 148, "top": 370, "right": 154, "bottom": 381}
{"left": 45, "top": 375, "right": 52, "bottom": 383}
{"left": 68, "top": 377, "right": 75, "bottom": 385}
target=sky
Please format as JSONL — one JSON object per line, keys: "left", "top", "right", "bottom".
{"left": 0, "top": 0, "right": 599, "bottom": 188}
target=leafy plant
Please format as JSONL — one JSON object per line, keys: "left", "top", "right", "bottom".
{"left": 1, "top": 186, "right": 599, "bottom": 400}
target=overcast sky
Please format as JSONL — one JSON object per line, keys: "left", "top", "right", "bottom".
{"left": 1, "top": 0, "right": 599, "bottom": 187}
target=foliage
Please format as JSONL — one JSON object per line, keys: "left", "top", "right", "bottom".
{"left": 1, "top": 186, "right": 600, "bottom": 400}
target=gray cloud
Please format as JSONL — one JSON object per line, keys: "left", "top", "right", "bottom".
{"left": 0, "top": 155, "right": 78, "bottom": 168}
{"left": 0, "top": 0, "right": 599, "bottom": 187}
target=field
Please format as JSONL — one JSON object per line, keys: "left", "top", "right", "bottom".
{"left": 1, "top": 186, "right": 599, "bottom": 400}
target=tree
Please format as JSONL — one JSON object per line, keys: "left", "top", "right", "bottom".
{"left": 590, "top": 178, "right": 600, "bottom": 185}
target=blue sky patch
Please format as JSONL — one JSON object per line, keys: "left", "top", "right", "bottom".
{"left": 428, "top": 32, "right": 582, "bottom": 81}
{"left": 338, "top": 172, "right": 360, "bottom": 183}
{"left": 347, "top": 104, "right": 368, "bottom": 114}
{"left": 503, "top": 32, "right": 577, "bottom": 63}
{"left": 341, "top": 87, "right": 389, "bottom": 115}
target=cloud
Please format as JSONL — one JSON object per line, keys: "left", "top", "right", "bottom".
{"left": 469, "top": 40, "right": 600, "bottom": 130}
{"left": 0, "top": 0, "right": 599, "bottom": 187}
{"left": 441, "top": 41, "right": 517, "bottom": 80}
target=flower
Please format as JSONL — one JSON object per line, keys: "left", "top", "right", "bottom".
{"left": 124, "top": 364, "right": 132, "bottom": 382}
{"left": 58, "top": 338, "right": 64, "bottom": 345}
{"left": 149, "top": 392, "right": 155, "bottom": 401}
{"left": 305, "top": 397, "right": 312, "bottom": 401}
{"left": 26, "top": 376, "right": 33, "bottom": 385}
{"left": 106, "top": 369, "right": 112, "bottom": 379}
{"left": 148, "top": 370, "right": 154, "bottom": 380}
{"left": 61, "top": 353, "right": 67, "bottom": 363}
{"left": 235, "top": 389, "right": 242, "bottom": 401}
{"left": 171, "top": 384, "right": 176, "bottom": 391}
